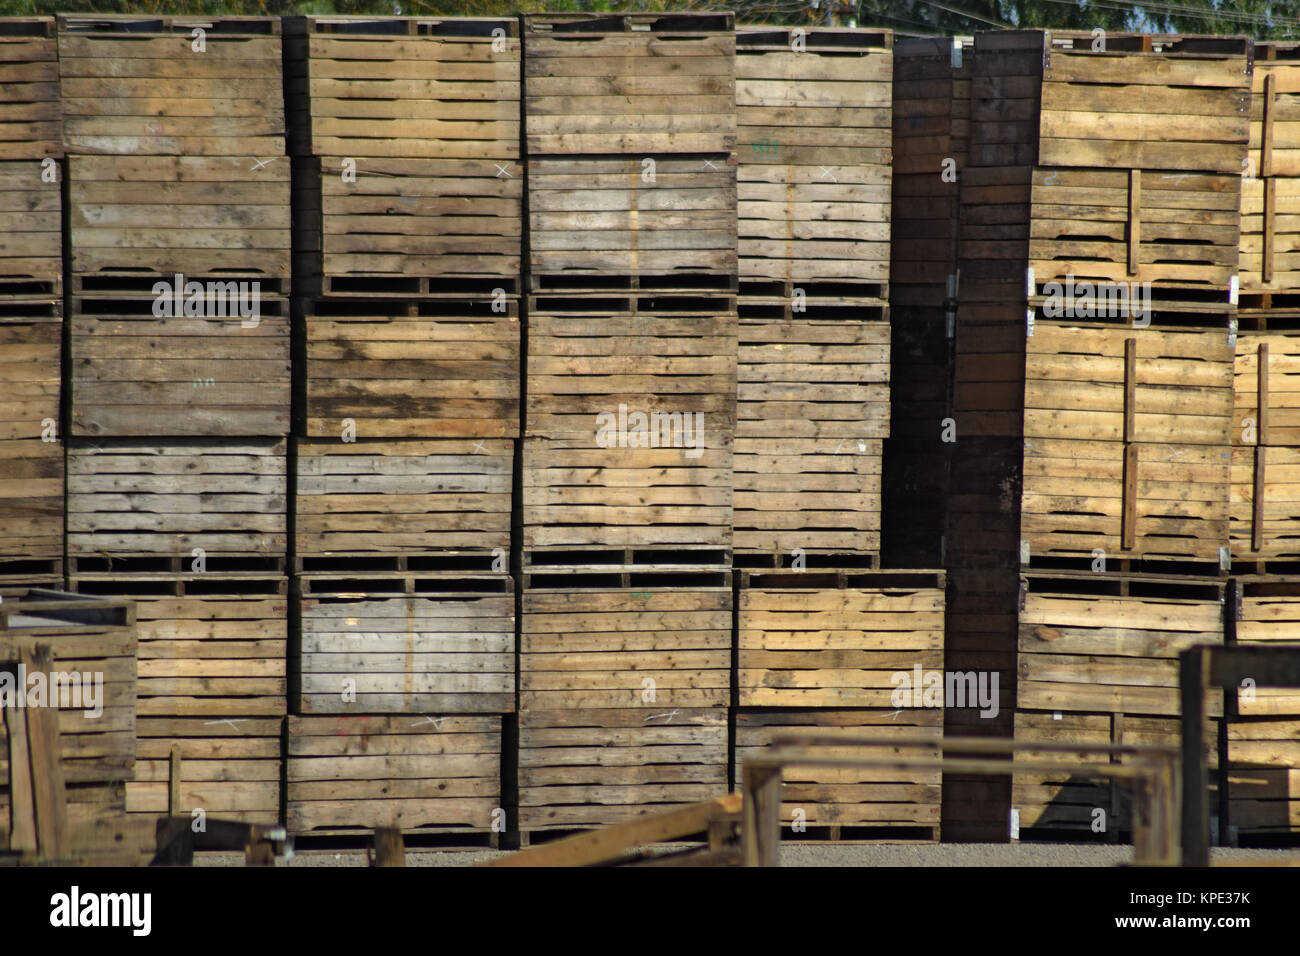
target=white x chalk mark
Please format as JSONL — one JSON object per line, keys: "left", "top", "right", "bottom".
{"left": 643, "top": 710, "right": 681, "bottom": 724}
{"left": 472, "top": 440, "right": 489, "bottom": 454}
{"left": 1162, "top": 173, "right": 1189, "bottom": 184}
{"left": 495, "top": 164, "right": 512, "bottom": 178}
{"left": 204, "top": 718, "right": 247, "bottom": 731}
{"left": 703, "top": 159, "right": 718, "bottom": 170}
{"left": 818, "top": 166, "right": 837, "bottom": 182}
{"left": 888, "top": 709, "right": 903, "bottom": 721}
{"left": 412, "top": 716, "right": 445, "bottom": 729}
{"left": 250, "top": 157, "right": 278, "bottom": 172}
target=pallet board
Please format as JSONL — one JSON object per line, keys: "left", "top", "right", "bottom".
{"left": 521, "top": 586, "right": 731, "bottom": 710}
{"left": 68, "top": 155, "right": 290, "bottom": 284}
{"left": 734, "top": 708, "right": 942, "bottom": 830}
{"left": 522, "top": 13, "right": 735, "bottom": 155}
{"left": 296, "top": 439, "right": 512, "bottom": 558}
{"left": 298, "top": 579, "right": 514, "bottom": 714}
{"left": 0, "top": 160, "right": 60, "bottom": 292}
{"left": 71, "top": 573, "right": 287, "bottom": 719}
{"left": 57, "top": 15, "right": 285, "bottom": 157}
{"left": 0, "top": 589, "right": 137, "bottom": 785}
{"left": 736, "top": 27, "right": 891, "bottom": 285}
{"left": 518, "top": 707, "right": 727, "bottom": 830}
{"left": 0, "top": 18, "right": 60, "bottom": 160}
{"left": 70, "top": 293, "right": 290, "bottom": 437}
{"left": 67, "top": 439, "right": 287, "bottom": 558}
{"left": 125, "top": 715, "right": 281, "bottom": 825}
{"left": 528, "top": 155, "right": 737, "bottom": 286}
{"left": 303, "top": 296, "right": 519, "bottom": 438}
{"left": 284, "top": 17, "right": 519, "bottom": 160}
{"left": 735, "top": 318, "right": 887, "bottom": 557}
{"left": 738, "top": 585, "right": 943, "bottom": 707}
{"left": 1019, "top": 578, "right": 1225, "bottom": 718}
{"left": 294, "top": 156, "right": 523, "bottom": 292}
{"left": 286, "top": 714, "right": 501, "bottom": 832}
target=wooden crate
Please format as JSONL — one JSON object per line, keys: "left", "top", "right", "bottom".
{"left": 0, "top": 18, "right": 59, "bottom": 160}
{"left": 294, "top": 156, "right": 523, "bottom": 295}
{"left": 738, "top": 580, "right": 944, "bottom": 708}
{"left": 736, "top": 27, "right": 891, "bottom": 287}
{"left": 303, "top": 296, "right": 519, "bottom": 439}
{"left": 735, "top": 709, "right": 942, "bottom": 831}
{"left": 1019, "top": 575, "right": 1225, "bottom": 718}
{"left": 284, "top": 17, "right": 519, "bottom": 160}
{"left": 735, "top": 317, "right": 887, "bottom": 558}
{"left": 1014, "top": 710, "right": 1217, "bottom": 834}
{"left": 528, "top": 155, "right": 737, "bottom": 289}
{"left": 287, "top": 714, "right": 501, "bottom": 833}
{"left": 0, "top": 297, "right": 60, "bottom": 439}
{"left": 527, "top": 308, "right": 736, "bottom": 439}
{"left": 57, "top": 15, "right": 284, "bottom": 157}
{"left": 70, "top": 293, "right": 290, "bottom": 437}
{"left": 521, "top": 585, "right": 731, "bottom": 710}
{"left": 70, "top": 573, "right": 287, "bottom": 719}
{"left": 522, "top": 13, "right": 735, "bottom": 156}
{"left": 1021, "top": 323, "right": 1232, "bottom": 562}
{"left": 1242, "top": 44, "right": 1300, "bottom": 298}
{"left": 1228, "top": 580, "right": 1300, "bottom": 835}
{"left": 0, "top": 438, "right": 62, "bottom": 576}
{"left": 67, "top": 439, "right": 287, "bottom": 559}
{"left": 518, "top": 707, "right": 727, "bottom": 831}
{"left": 523, "top": 436, "right": 733, "bottom": 552}
{"left": 296, "top": 439, "right": 512, "bottom": 560}
{"left": 68, "top": 155, "right": 290, "bottom": 286}
{"left": 298, "top": 577, "right": 513, "bottom": 715}
{"left": 0, "top": 160, "right": 60, "bottom": 293}
{"left": 0, "top": 589, "right": 137, "bottom": 784}
{"left": 125, "top": 716, "right": 281, "bottom": 825}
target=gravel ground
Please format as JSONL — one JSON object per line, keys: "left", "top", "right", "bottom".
{"left": 196, "top": 842, "right": 1300, "bottom": 868}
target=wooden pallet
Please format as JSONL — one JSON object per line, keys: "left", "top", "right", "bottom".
{"left": 736, "top": 27, "right": 891, "bottom": 285}
{"left": 0, "top": 160, "right": 60, "bottom": 292}
{"left": 57, "top": 15, "right": 284, "bottom": 157}
{"left": 521, "top": 585, "right": 731, "bottom": 710}
{"left": 293, "top": 156, "right": 523, "bottom": 291}
{"left": 523, "top": 436, "right": 733, "bottom": 550}
{"left": 125, "top": 715, "right": 281, "bottom": 825}
{"left": 527, "top": 309, "right": 736, "bottom": 439}
{"left": 298, "top": 577, "right": 513, "bottom": 714}
{"left": 0, "top": 589, "right": 137, "bottom": 784}
{"left": 69, "top": 573, "right": 287, "bottom": 719}
{"left": 738, "top": 585, "right": 943, "bottom": 708}
{"left": 303, "top": 296, "right": 519, "bottom": 438}
{"left": 287, "top": 714, "right": 501, "bottom": 833}
{"left": 734, "top": 317, "right": 887, "bottom": 557}
{"left": 1014, "top": 709, "right": 1218, "bottom": 834}
{"left": 518, "top": 707, "right": 727, "bottom": 831}
{"left": 528, "top": 155, "right": 737, "bottom": 285}
{"left": 70, "top": 293, "right": 290, "bottom": 437}
{"left": 522, "top": 13, "right": 734, "bottom": 155}
{"left": 1018, "top": 575, "right": 1225, "bottom": 718}
{"left": 68, "top": 155, "right": 290, "bottom": 284}
{"left": 735, "top": 709, "right": 942, "bottom": 830}
{"left": 284, "top": 16, "right": 519, "bottom": 160}
{"left": 67, "top": 439, "right": 287, "bottom": 558}
{"left": 1021, "top": 323, "right": 1232, "bottom": 561}
{"left": 0, "top": 18, "right": 59, "bottom": 160}
{"left": 1242, "top": 45, "right": 1300, "bottom": 295}
{"left": 296, "top": 439, "right": 512, "bottom": 558}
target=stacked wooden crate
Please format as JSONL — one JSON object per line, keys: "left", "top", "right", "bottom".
{"left": 57, "top": 14, "right": 292, "bottom": 831}
{"left": 0, "top": 589, "right": 140, "bottom": 861}
{"left": 516, "top": 13, "right": 736, "bottom": 838}
{"left": 733, "top": 27, "right": 890, "bottom": 569}
{"left": 885, "top": 37, "right": 969, "bottom": 568}
{"left": 1013, "top": 572, "right": 1223, "bottom": 837}
{"left": 734, "top": 570, "right": 946, "bottom": 838}
{"left": 0, "top": 19, "right": 61, "bottom": 588}
{"left": 284, "top": 16, "right": 520, "bottom": 838}
{"left": 942, "top": 30, "right": 1249, "bottom": 840}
